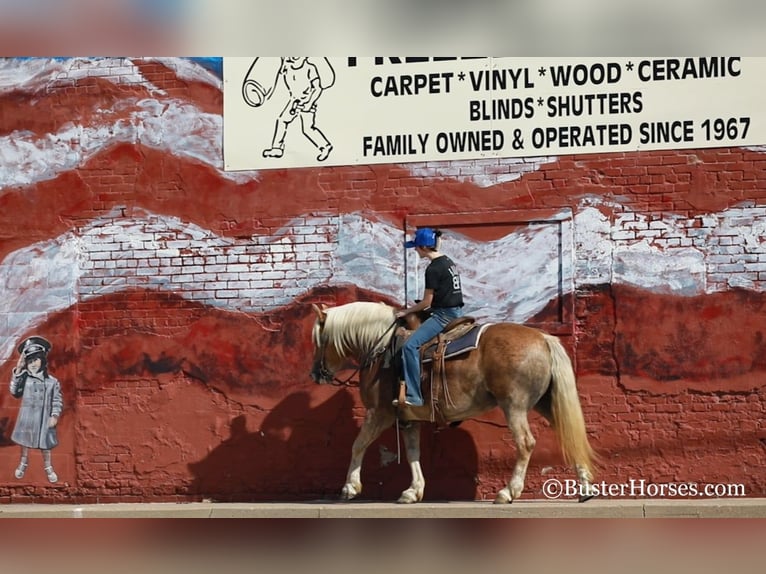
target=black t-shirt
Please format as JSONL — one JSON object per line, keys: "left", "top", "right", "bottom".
{"left": 425, "top": 255, "right": 464, "bottom": 308}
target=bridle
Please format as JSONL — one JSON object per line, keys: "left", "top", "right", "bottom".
{"left": 313, "top": 340, "right": 350, "bottom": 386}
{"left": 314, "top": 319, "right": 399, "bottom": 387}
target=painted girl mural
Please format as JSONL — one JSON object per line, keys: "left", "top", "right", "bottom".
{"left": 9, "top": 336, "right": 63, "bottom": 483}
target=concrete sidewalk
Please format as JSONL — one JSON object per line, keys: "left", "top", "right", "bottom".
{"left": 1, "top": 498, "right": 764, "bottom": 518}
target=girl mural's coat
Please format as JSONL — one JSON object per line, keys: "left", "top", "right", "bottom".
{"left": 10, "top": 370, "right": 63, "bottom": 450}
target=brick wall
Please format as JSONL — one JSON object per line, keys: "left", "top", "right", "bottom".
{"left": 0, "top": 58, "right": 763, "bottom": 502}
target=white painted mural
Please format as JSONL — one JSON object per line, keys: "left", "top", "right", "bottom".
{"left": 1, "top": 57, "right": 766, "bottom": 365}
{"left": 1, "top": 200, "right": 766, "bottom": 361}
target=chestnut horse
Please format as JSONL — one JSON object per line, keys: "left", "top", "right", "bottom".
{"left": 310, "top": 301, "right": 597, "bottom": 503}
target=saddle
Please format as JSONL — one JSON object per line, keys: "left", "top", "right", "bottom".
{"left": 394, "top": 316, "right": 492, "bottom": 427}
{"left": 421, "top": 316, "right": 480, "bottom": 363}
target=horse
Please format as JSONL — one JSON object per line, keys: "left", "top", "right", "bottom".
{"left": 309, "top": 301, "right": 598, "bottom": 504}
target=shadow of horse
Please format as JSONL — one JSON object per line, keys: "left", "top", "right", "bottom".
{"left": 187, "top": 390, "right": 479, "bottom": 501}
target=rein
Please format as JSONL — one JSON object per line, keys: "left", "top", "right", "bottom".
{"left": 322, "top": 319, "right": 399, "bottom": 387}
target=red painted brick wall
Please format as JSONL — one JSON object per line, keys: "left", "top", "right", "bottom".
{"left": 0, "top": 58, "right": 763, "bottom": 503}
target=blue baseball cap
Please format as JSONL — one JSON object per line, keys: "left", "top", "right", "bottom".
{"left": 405, "top": 227, "right": 437, "bottom": 248}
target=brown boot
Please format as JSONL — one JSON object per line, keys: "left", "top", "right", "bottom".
{"left": 392, "top": 380, "right": 406, "bottom": 406}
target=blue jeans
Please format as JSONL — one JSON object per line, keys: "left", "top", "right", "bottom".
{"left": 401, "top": 307, "right": 463, "bottom": 405}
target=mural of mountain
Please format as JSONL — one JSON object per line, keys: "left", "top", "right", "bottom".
{"left": 0, "top": 57, "right": 764, "bottom": 501}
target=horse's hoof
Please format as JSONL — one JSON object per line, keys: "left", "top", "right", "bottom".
{"left": 397, "top": 489, "right": 420, "bottom": 504}
{"left": 340, "top": 485, "right": 360, "bottom": 501}
{"left": 578, "top": 494, "right": 595, "bottom": 503}
{"left": 493, "top": 491, "right": 512, "bottom": 504}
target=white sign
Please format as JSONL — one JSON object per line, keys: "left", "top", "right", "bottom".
{"left": 223, "top": 57, "right": 765, "bottom": 171}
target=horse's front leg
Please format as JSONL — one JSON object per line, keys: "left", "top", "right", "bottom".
{"left": 341, "top": 408, "right": 395, "bottom": 500}
{"left": 397, "top": 422, "right": 425, "bottom": 504}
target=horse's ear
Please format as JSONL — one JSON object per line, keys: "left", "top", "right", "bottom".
{"left": 312, "top": 303, "right": 327, "bottom": 324}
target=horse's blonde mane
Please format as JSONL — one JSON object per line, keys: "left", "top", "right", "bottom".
{"left": 315, "top": 302, "right": 396, "bottom": 358}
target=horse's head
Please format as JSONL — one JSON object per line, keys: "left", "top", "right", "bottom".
{"left": 310, "top": 301, "right": 397, "bottom": 384}
{"left": 310, "top": 303, "right": 345, "bottom": 384}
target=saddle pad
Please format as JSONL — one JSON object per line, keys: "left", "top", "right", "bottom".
{"left": 423, "top": 323, "right": 493, "bottom": 363}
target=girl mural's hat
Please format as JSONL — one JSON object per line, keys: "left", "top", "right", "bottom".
{"left": 405, "top": 227, "right": 437, "bottom": 248}
{"left": 17, "top": 336, "right": 52, "bottom": 358}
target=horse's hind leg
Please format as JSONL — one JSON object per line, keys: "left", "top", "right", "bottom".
{"left": 535, "top": 394, "right": 594, "bottom": 502}
{"left": 397, "top": 422, "right": 425, "bottom": 504}
{"left": 341, "top": 408, "right": 395, "bottom": 500}
{"left": 495, "top": 407, "right": 536, "bottom": 504}
{"left": 576, "top": 465, "right": 595, "bottom": 502}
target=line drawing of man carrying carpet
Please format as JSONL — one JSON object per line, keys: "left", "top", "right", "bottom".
{"left": 243, "top": 57, "right": 335, "bottom": 162}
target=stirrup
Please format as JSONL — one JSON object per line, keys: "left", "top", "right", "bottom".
{"left": 44, "top": 466, "right": 58, "bottom": 483}
{"left": 14, "top": 462, "right": 27, "bottom": 479}
{"left": 392, "top": 399, "right": 421, "bottom": 407}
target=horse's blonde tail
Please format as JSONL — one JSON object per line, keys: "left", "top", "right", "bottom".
{"left": 543, "top": 334, "right": 598, "bottom": 479}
